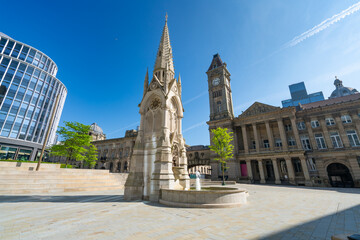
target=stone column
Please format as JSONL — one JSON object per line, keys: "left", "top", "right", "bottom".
{"left": 265, "top": 121, "right": 274, "bottom": 151}
{"left": 271, "top": 158, "right": 281, "bottom": 184}
{"left": 290, "top": 117, "right": 302, "bottom": 150}
{"left": 299, "top": 155, "right": 312, "bottom": 186}
{"left": 258, "top": 159, "right": 266, "bottom": 183}
{"left": 241, "top": 125, "right": 249, "bottom": 154}
{"left": 348, "top": 156, "right": 360, "bottom": 187}
{"left": 319, "top": 118, "right": 333, "bottom": 149}
{"left": 334, "top": 115, "right": 351, "bottom": 148}
{"left": 305, "top": 120, "right": 317, "bottom": 150}
{"left": 277, "top": 118, "right": 288, "bottom": 151}
{"left": 252, "top": 123, "right": 260, "bottom": 153}
{"left": 245, "top": 159, "right": 253, "bottom": 183}
{"left": 233, "top": 127, "right": 239, "bottom": 155}
{"left": 285, "top": 156, "right": 295, "bottom": 184}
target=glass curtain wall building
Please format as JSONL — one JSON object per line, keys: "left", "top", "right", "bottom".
{"left": 0, "top": 32, "right": 67, "bottom": 161}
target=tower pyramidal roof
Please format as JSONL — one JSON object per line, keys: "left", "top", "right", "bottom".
{"left": 154, "top": 14, "right": 174, "bottom": 73}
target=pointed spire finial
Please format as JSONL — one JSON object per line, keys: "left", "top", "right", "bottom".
{"left": 178, "top": 73, "right": 181, "bottom": 84}
{"left": 143, "top": 68, "right": 149, "bottom": 97}
{"left": 165, "top": 13, "right": 168, "bottom": 22}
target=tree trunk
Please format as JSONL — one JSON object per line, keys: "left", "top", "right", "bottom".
{"left": 222, "top": 161, "right": 225, "bottom": 185}
{"left": 65, "top": 157, "right": 70, "bottom": 168}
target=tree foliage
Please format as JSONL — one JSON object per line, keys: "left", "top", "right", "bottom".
{"left": 49, "top": 121, "right": 93, "bottom": 168}
{"left": 209, "top": 127, "right": 234, "bottom": 185}
{"left": 84, "top": 144, "right": 98, "bottom": 168}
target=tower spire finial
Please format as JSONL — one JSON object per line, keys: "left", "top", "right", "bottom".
{"left": 165, "top": 13, "right": 168, "bottom": 22}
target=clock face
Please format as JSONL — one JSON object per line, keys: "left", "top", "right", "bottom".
{"left": 212, "top": 78, "right": 220, "bottom": 86}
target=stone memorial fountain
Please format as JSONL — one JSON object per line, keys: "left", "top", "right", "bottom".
{"left": 124, "top": 15, "right": 248, "bottom": 208}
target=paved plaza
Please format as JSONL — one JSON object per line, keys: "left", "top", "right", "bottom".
{"left": 0, "top": 184, "right": 359, "bottom": 240}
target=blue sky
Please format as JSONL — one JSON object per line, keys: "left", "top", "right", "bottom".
{"left": 2, "top": 0, "right": 360, "bottom": 145}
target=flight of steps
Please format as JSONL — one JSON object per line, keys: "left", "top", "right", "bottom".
{"left": 0, "top": 162, "right": 128, "bottom": 194}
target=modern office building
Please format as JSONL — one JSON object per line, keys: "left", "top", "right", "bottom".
{"left": 0, "top": 32, "right": 67, "bottom": 161}
{"left": 282, "top": 82, "right": 324, "bottom": 107}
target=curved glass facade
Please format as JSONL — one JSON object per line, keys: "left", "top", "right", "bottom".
{"left": 0, "top": 33, "right": 67, "bottom": 161}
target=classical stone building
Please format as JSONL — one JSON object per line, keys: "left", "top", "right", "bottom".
{"left": 89, "top": 123, "right": 106, "bottom": 141}
{"left": 92, "top": 129, "right": 137, "bottom": 172}
{"left": 186, "top": 145, "right": 211, "bottom": 176}
{"left": 207, "top": 53, "right": 360, "bottom": 188}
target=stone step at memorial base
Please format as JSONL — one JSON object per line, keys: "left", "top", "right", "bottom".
{"left": 0, "top": 186, "right": 123, "bottom": 194}
{"left": 0, "top": 162, "right": 128, "bottom": 194}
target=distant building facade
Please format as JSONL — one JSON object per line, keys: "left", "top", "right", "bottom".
{"left": 89, "top": 122, "right": 106, "bottom": 141}
{"left": 186, "top": 145, "right": 211, "bottom": 176}
{"left": 92, "top": 129, "right": 137, "bottom": 172}
{"left": 282, "top": 82, "right": 324, "bottom": 107}
{"left": 207, "top": 54, "right": 360, "bottom": 188}
{"left": 0, "top": 32, "right": 67, "bottom": 161}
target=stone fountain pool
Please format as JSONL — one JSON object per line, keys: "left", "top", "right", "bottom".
{"left": 159, "top": 186, "right": 249, "bottom": 208}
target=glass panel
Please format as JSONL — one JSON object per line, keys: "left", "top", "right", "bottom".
{"left": 19, "top": 46, "right": 29, "bottom": 60}
{"left": 9, "top": 100, "right": 20, "bottom": 115}
{"left": 0, "top": 146, "right": 17, "bottom": 160}
{"left": 26, "top": 49, "right": 36, "bottom": 63}
{"left": 15, "top": 87, "right": 25, "bottom": 101}
{"left": 0, "top": 113, "right": 6, "bottom": 129}
{"left": 0, "top": 38, "right": 7, "bottom": 52}
{"left": 18, "top": 102, "right": 28, "bottom": 117}
{"left": 16, "top": 149, "right": 32, "bottom": 161}
{"left": 0, "top": 98, "right": 12, "bottom": 113}
{"left": 4, "top": 40, "right": 14, "bottom": 55}
{"left": 11, "top": 43, "right": 21, "bottom": 58}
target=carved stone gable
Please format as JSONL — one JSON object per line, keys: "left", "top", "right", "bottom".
{"left": 241, "top": 102, "right": 280, "bottom": 117}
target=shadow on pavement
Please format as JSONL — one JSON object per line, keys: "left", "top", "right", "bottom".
{"left": 259, "top": 204, "right": 360, "bottom": 240}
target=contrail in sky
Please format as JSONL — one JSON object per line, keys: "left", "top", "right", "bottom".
{"left": 284, "top": 1, "right": 360, "bottom": 48}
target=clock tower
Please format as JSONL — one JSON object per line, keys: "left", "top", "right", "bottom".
{"left": 207, "top": 53, "right": 234, "bottom": 121}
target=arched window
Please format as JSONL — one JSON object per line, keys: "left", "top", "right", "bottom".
{"left": 217, "top": 101, "right": 221, "bottom": 113}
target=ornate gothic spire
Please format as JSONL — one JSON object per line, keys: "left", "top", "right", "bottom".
{"left": 154, "top": 14, "right": 174, "bottom": 73}
{"left": 143, "top": 68, "right": 149, "bottom": 97}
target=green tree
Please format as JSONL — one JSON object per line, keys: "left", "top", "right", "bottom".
{"left": 84, "top": 144, "right": 98, "bottom": 169}
{"left": 209, "top": 127, "right": 234, "bottom": 185}
{"left": 49, "top": 121, "right": 91, "bottom": 168}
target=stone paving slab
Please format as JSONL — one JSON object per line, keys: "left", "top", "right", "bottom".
{"left": 0, "top": 184, "right": 359, "bottom": 240}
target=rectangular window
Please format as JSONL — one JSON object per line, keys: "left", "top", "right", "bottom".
{"left": 311, "top": 120, "right": 320, "bottom": 128}
{"left": 301, "top": 135, "right": 311, "bottom": 150}
{"left": 315, "top": 133, "right": 327, "bottom": 149}
{"left": 357, "top": 156, "right": 360, "bottom": 168}
{"left": 285, "top": 124, "right": 292, "bottom": 131}
{"left": 297, "top": 122, "right": 306, "bottom": 130}
{"left": 11, "top": 43, "right": 21, "bottom": 58}
{"left": 263, "top": 139, "right": 269, "bottom": 148}
{"left": 347, "top": 130, "right": 360, "bottom": 147}
{"left": 330, "top": 132, "right": 343, "bottom": 148}
{"left": 288, "top": 137, "right": 296, "bottom": 146}
{"left": 275, "top": 139, "right": 282, "bottom": 147}
{"left": 341, "top": 115, "right": 352, "bottom": 124}
{"left": 307, "top": 158, "right": 317, "bottom": 171}
{"left": 252, "top": 140, "right": 256, "bottom": 149}
{"left": 293, "top": 159, "right": 302, "bottom": 173}
{"left": 325, "top": 118, "right": 335, "bottom": 126}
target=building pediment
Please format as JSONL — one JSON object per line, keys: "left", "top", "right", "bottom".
{"left": 240, "top": 102, "right": 280, "bottom": 117}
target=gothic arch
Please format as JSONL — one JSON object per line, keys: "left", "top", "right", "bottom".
{"left": 140, "top": 93, "right": 165, "bottom": 114}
